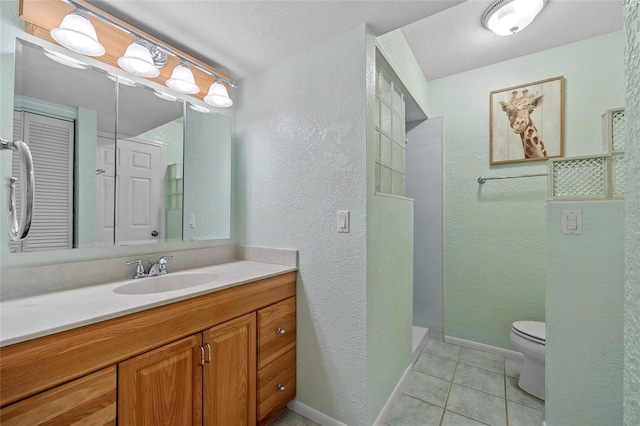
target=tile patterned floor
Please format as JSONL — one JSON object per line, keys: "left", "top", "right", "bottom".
{"left": 385, "top": 339, "right": 544, "bottom": 426}
{"left": 269, "top": 339, "right": 545, "bottom": 426}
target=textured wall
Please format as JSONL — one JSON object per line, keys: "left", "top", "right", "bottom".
{"left": 367, "top": 23, "right": 414, "bottom": 421}
{"left": 428, "top": 31, "right": 624, "bottom": 349}
{"left": 236, "top": 27, "right": 370, "bottom": 425}
{"left": 624, "top": 0, "right": 640, "bottom": 423}
{"left": 546, "top": 201, "right": 624, "bottom": 425}
{"left": 376, "top": 29, "right": 429, "bottom": 116}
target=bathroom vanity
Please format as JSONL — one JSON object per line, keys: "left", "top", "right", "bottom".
{"left": 0, "top": 262, "right": 296, "bottom": 425}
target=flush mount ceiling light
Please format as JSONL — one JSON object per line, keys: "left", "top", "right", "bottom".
{"left": 166, "top": 62, "right": 199, "bottom": 94}
{"left": 43, "top": 48, "right": 87, "bottom": 69}
{"left": 51, "top": 9, "right": 105, "bottom": 56}
{"left": 204, "top": 81, "right": 233, "bottom": 108}
{"left": 117, "top": 39, "right": 160, "bottom": 78}
{"left": 482, "top": 0, "right": 547, "bottom": 36}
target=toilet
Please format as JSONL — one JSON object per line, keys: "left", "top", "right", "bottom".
{"left": 510, "top": 320, "right": 545, "bottom": 400}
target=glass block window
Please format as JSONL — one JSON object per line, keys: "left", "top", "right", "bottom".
{"left": 611, "top": 110, "right": 625, "bottom": 152}
{"left": 552, "top": 157, "right": 607, "bottom": 198}
{"left": 375, "top": 65, "right": 405, "bottom": 196}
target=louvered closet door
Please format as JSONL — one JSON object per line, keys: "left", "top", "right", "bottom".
{"left": 11, "top": 111, "right": 74, "bottom": 252}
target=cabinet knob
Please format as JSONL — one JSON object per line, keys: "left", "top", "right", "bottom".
{"left": 277, "top": 384, "right": 286, "bottom": 392}
{"left": 277, "top": 328, "right": 286, "bottom": 335}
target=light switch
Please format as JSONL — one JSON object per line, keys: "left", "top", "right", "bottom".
{"left": 189, "top": 213, "right": 196, "bottom": 228}
{"left": 337, "top": 211, "right": 350, "bottom": 233}
{"left": 562, "top": 210, "right": 582, "bottom": 235}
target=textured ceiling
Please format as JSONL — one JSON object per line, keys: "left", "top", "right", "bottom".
{"left": 88, "top": 0, "right": 464, "bottom": 80}
{"left": 402, "top": 0, "right": 624, "bottom": 81}
{"left": 86, "top": 1, "right": 623, "bottom": 83}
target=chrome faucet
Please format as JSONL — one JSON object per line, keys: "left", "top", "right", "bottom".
{"left": 125, "top": 259, "right": 147, "bottom": 279}
{"left": 147, "top": 255, "right": 174, "bottom": 277}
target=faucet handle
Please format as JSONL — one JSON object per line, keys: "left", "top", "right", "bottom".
{"left": 125, "top": 259, "right": 147, "bottom": 279}
{"left": 158, "top": 255, "right": 173, "bottom": 274}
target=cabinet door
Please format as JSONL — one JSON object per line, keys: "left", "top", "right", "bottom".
{"left": 0, "top": 366, "right": 116, "bottom": 426}
{"left": 203, "top": 312, "right": 256, "bottom": 426}
{"left": 118, "top": 334, "right": 203, "bottom": 426}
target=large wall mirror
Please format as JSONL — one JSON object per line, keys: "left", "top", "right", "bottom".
{"left": 9, "top": 38, "right": 231, "bottom": 253}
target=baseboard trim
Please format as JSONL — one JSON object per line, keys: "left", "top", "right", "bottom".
{"left": 444, "top": 335, "right": 524, "bottom": 360}
{"left": 287, "top": 401, "right": 349, "bottom": 426}
{"left": 373, "top": 363, "right": 413, "bottom": 426}
{"left": 288, "top": 362, "right": 414, "bottom": 426}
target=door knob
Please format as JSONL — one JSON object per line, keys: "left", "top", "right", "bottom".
{"left": 151, "top": 230, "right": 159, "bottom": 237}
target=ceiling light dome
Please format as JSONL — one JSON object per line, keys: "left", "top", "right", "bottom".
{"left": 51, "top": 9, "right": 105, "bottom": 56}
{"left": 204, "top": 81, "right": 233, "bottom": 108}
{"left": 482, "top": 0, "right": 547, "bottom": 36}
{"left": 118, "top": 39, "right": 160, "bottom": 77}
{"left": 166, "top": 62, "right": 199, "bottom": 94}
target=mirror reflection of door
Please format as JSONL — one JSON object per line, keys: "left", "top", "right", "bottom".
{"left": 115, "top": 138, "right": 164, "bottom": 245}
{"left": 10, "top": 110, "right": 74, "bottom": 252}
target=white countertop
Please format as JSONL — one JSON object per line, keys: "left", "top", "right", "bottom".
{"left": 0, "top": 260, "right": 296, "bottom": 347}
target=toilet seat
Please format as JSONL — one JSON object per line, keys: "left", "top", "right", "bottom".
{"left": 512, "top": 321, "right": 545, "bottom": 345}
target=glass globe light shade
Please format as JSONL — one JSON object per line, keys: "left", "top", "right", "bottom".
{"left": 166, "top": 63, "right": 199, "bottom": 94}
{"left": 204, "top": 81, "right": 233, "bottom": 107}
{"left": 117, "top": 41, "right": 160, "bottom": 78}
{"left": 51, "top": 10, "right": 105, "bottom": 56}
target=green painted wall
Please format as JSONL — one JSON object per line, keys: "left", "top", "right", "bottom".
{"left": 367, "top": 27, "right": 414, "bottom": 425}
{"left": 546, "top": 201, "right": 624, "bottom": 425}
{"left": 376, "top": 29, "right": 429, "bottom": 117}
{"left": 427, "top": 31, "right": 624, "bottom": 349}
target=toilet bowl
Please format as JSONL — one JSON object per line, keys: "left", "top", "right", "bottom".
{"left": 510, "top": 320, "right": 545, "bottom": 400}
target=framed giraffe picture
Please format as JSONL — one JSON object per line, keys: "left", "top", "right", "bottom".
{"left": 490, "top": 76, "right": 565, "bottom": 164}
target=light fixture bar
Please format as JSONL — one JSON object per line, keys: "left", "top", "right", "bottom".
{"left": 61, "top": 0, "right": 238, "bottom": 88}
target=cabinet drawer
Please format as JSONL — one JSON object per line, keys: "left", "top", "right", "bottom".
{"left": 257, "top": 296, "right": 296, "bottom": 369}
{"left": 257, "top": 348, "right": 296, "bottom": 424}
{"left": 0, "top": 366, "right": 116, "bottom": 426}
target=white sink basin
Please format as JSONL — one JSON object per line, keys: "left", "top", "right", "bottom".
{"left": 114, "top": 272, "right": 220, "bottom": 295}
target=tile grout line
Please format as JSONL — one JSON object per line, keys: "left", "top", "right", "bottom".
{"left": 438, "top": 348, "right": 459, "bottom": 426}
{"left": 504, "top": 358, "right": 510, "bottom": 426}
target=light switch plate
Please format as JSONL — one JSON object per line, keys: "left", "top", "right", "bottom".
{"left": 562, "top": 210, "right": 582, "bottom": 235}
{"left": 337, "top": 211, "right": 350, "bottom": 233}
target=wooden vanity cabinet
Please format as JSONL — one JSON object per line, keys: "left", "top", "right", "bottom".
{"left": 0, "top": 271, "right": 296, "bottom": 426}
{"left": 257, "top": 296, "right": 297, "bottom": 425}
{"left": 119, "top": 313, "right": 257, "bottom": 426}
{"left": 0, "top": 366, "right": 116, "bottom": 426}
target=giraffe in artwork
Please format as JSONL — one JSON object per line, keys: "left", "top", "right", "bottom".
{"left": 499, "top": 90, "right": 547, "bottom": 159}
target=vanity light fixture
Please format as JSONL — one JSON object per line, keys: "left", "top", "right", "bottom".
{"left": 45, "top": 0, "right": 237, "bottom": 104}
{"left": 154, "top": 90, "right": 179, "bottom": 102}
{"left": 117, "top": 39, "right": 160, "bottom": 78}
{"left": 482, "top": 0, "right": 547, "bottom": 36}
{"left": 43, "top": 48, "right": 87, "bottom": 69}
{"left": 166, "top": 62, "right": 200, "bottom": 94}
{"left": 50, "top": 9, "right": 105, "bottom": 56}
{"left": 189, "top": 103, "right": 211, "bottom": 113}
{"left": 204, "top": 81, "right": 233, "bottom": 108}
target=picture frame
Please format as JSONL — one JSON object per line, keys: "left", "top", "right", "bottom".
{"left": 490, "top": 76, "right": 564, "bottom": 164}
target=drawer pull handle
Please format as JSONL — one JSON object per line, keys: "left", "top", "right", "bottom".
{"left": 277, "top": 384, "right": 286, "bottom": 392}
{"left": 277, "top": 328, "right": 286, "bottom": 335}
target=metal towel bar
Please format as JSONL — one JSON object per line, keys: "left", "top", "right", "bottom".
{"left": 477, "top": 173, "right": 548, "bottom": 184}
{"left": 1, "top": 138, "right": 35, "bottom": 241}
